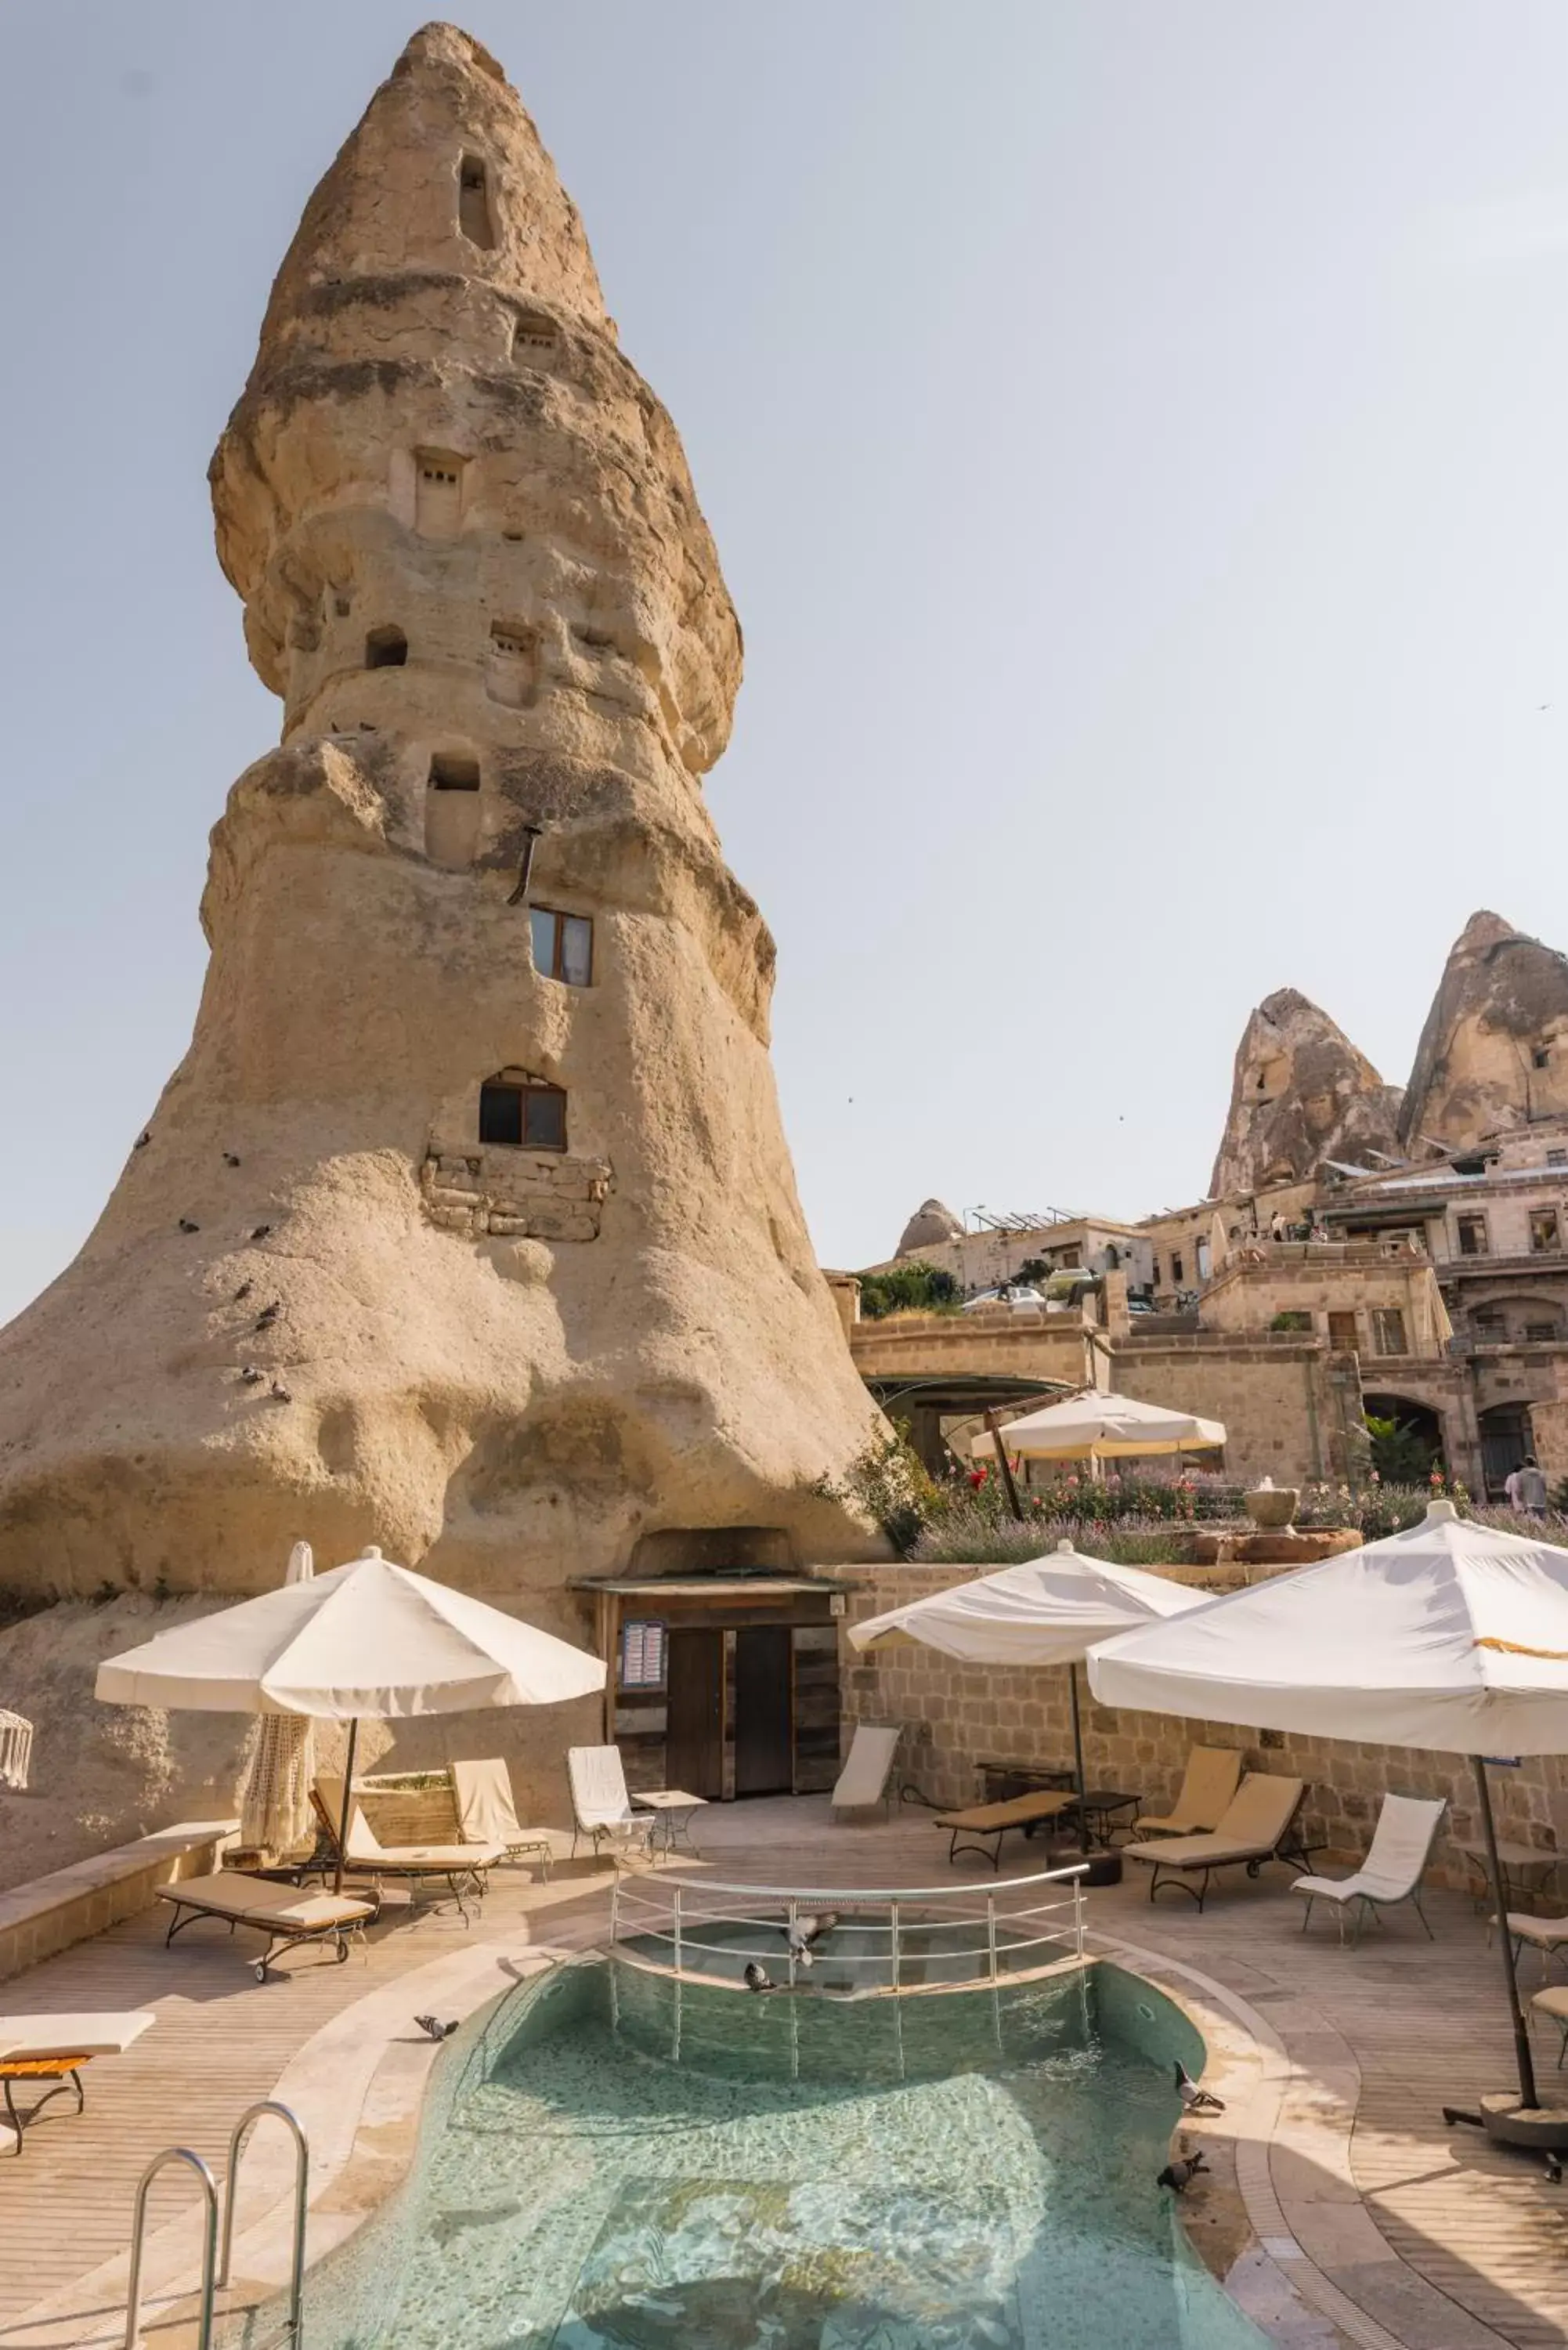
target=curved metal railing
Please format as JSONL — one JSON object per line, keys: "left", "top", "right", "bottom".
{"left": 609, "top": 1860, "right": 1088, "bottom": 1994}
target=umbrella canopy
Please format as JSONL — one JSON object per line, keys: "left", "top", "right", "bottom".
{"left": 850, "top": 1540, "right": 1205, "bottom": 1665}
{"left": 1087, "top": 1502, "right": 1568, "bottom": 1749}
{"left": 239, "top": 1542, "right": 317, "bottom": 1859}
{"left": 970, "top": 1390, "right": 1227, "bottom": 1461}
{"left": 1089, "top": 1499, "right": 1568, "bottom": 2117}
{"left": 96, "top": 1546, "right": 606, "bottom": 1718}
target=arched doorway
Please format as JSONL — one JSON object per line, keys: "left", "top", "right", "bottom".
{"left": 1478, "top": 1402, "right": 1534, "bottom": 1500}
{"left": 1361, "top": 1393, "right": 1446, "bottom": 1484}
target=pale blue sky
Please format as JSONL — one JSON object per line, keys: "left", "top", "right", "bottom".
{"left": 5, "top": 3, "right": 1568, "bottom": 1321}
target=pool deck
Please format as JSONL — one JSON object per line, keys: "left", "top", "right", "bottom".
{"left": 0, "top": 1797, "right": 1564, "bottom": 2350}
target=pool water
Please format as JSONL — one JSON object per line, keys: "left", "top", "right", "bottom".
{"left": 312, "top": 1959, "right": 1269, "bottom": 2350}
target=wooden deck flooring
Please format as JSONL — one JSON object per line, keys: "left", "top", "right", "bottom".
{"left": 0, "top": 1799, "right": 1564, "bottom": 2348}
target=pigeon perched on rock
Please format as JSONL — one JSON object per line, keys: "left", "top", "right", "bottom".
{"left": 178, "top": 1218, "right": 200, "bottom": 1234}
{"left": 223, "top": 1152, "right": 241, "bottom": 1167}
{"left": 1174, "top": 2060, "right": 1224, "bottom": 2115}
{"left": 743, "top": 1961, "right": 779, "bottom": 1994}
{"left": 250, "top": 1224, "right": 272, "bottom": 1240}
{"left": 234, "top": 1282, "right": 253, "bottom": 1301}
{"left": 1158, "top": 2149, "right": 1209, "bottom": 2193}
{"left": 135, "top": 1132, "right": 151, "bottom": 1150}
{"left": 240, "top": 1366, "right": 264, "bottom": 1384}
{"left": 256, "top": 1303, "right": 280, "bottom": 1329}
{"left": 269, "top": 1382, "right": 293, "bottom": 1403}
{"left": 415, "top": 2015, "right": 457, "bottom": 2041}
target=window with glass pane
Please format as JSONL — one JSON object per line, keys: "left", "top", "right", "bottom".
{"left": 529, "top": 905, "right": 594, "bottom": 987}
{"left": 1371, "top": 1308, "right": 1408, "bottom": 1356}
{"left": 1530, "top": 1209, "right": 1562, "bottom": 1254}
{"left": 521, "top": 1083, "right": 567, "bottom": 1150}
{"left": 479, "top": 1075, "right": 567, "bottom": 1152}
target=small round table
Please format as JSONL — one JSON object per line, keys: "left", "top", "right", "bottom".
{"left": 631, "top": 1788, "right": 706, "bottom": 1858}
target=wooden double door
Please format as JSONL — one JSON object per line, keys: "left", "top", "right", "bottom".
{"left": 665, "top": 1625, "right": 793, "bottom": 1800}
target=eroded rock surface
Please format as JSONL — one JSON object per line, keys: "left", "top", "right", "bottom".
{"left": 1400, "top": 910, "right": 1568, "bottom": 1155}
{"left": 895, "top": 1199, "right": 964, "bottom": 1255}
{"left": 1209, "top": 989, "right": 1404, "bottom": 1195}
{"left": 0, "top": 25, "right": 883, "bottom": 1654}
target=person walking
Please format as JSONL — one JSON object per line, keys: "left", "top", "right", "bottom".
{"left": 1505, "top": 1453, "right": 1549, "bottom": 1516}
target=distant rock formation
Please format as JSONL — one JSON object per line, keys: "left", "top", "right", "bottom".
{"left": 1400, "top": 912, "right": 1568, "bottom": 1156}
{"left": 896, "top": 1199, "right": 964, "bottom": 1255}
{"left": 1210, "top": 989, "right": 1404, "bottom": 1196}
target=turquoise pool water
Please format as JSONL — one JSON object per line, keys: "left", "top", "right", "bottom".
{"left": 305, "top": 1958, "right": 1269, "bottom": 2350}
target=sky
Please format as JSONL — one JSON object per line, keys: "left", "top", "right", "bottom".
{"left": 5, "top": 4, "right": 1568, "bottom": 1322}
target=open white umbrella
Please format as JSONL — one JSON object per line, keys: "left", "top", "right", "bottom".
{"left": 97, "top": 1546, "right": 605, "bottom": 1891}
{"left": 1089, "top": 1500, "right": 1568, "bottom": 2146}
{"left": 237, "top": 1541, "right": 316, "bottom": 1860}
{"left": 970, "top": 1390, "right": 1226, "bottom": 1462}
{"left": 851, "top": 1541, "right": 1205, "bottom": 1846}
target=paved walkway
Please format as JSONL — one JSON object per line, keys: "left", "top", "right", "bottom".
{"left": 0, "top": 1800, "right": 1564, "bottom": 2348}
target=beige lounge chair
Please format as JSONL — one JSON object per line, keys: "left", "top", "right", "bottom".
{"left": 1135, "top": 1747, "right": 1243, "bottom": 1838}
{"left": 830, "top": 1724, "right": 902, "bottom": 1819}
{"left": 1293, "top": 1793, "right": 1445, "bottom": 1945}
{"left": 566, "top": 1746, "right": 656, "bottom": 1860}
{"left": 935, "top": 1790, "right": 1078, "bottom": 1870}
{"left": 450, "top": 1758, "right": 553, "bottom": 1876}
{"left": 1122, "top": 1773, "right": 1310, "bottom": 1912}
{"left": 1532, "top": 1984, "right": 1568, "bottom": 2066}
{"left": 1507, "top": 1912, "right": 1568, "bottom": 1981}
{"left": 157, "top": 1870, "right": 376, "bottom": 1981}
{"left": 0, "top": 2012, "right": 154, "bottom": 2155}
{"left": 313, "top": 1780, "right": 504, "bottom": 1919}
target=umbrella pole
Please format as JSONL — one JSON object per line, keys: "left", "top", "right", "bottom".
{"left": 984, "top": 1411, "right": 1028, "bottom": 1522}
{"left": 1068, "top": 1662, "right": 1089, "bottom": 1856}
{"left": 1473, "top": 1755, "right": 1538, "bottom": 2110}
{"left": 334, "top": 1717, "right": 359, "bottom": 1900}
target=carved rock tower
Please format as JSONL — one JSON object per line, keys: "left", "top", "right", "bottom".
{"left": 0, "top": 24, "right": 883, "bottom": 1604}
{"left": 1209, "top": 988, "right": 1404, "bottom": 1196}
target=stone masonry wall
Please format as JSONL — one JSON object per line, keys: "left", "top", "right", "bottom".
{"left": 841, "top": 1564, "right": 1568, "bottom": 1891}
{"left": 420, "top": 1143, "right": 613, "bottom": 1242}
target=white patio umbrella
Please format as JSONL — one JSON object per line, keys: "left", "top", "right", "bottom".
{"left": 970, "top": 1390, "right": 1226, "bottom": 1463}
{"left": 237, "top": 1540, "right": 316, "bottom": 1860}
{"left": 851, "top": 1541, "right": 1205, "bottom": 1845}
{"left": 97, "top": 1546, "right": 605, "bottom": 1892}
{"left": 1089, "top": 1500, "right": 1568, "bottom": 2140}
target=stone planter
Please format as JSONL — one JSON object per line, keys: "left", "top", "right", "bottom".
{"left": 1245, "top": 1480, "right": 1299, "bottom": 1531}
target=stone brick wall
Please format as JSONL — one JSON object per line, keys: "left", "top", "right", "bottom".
{"left": 1111, "top": 1335, "right": 1362, "bottom": 1487}
{"left": 840, "top": 1564, "right": 1568, "bottom": 1891}
{"left": 419, "top": 1144, "right": 613, "bottom": 1242}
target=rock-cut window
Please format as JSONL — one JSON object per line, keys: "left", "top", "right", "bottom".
{"left": 458, "top": 154, "right": 496, "bottom": 249}
{"left": 365, "top": 625, "right": 407, "bottom": 669}
{"left": 529, "top": 906, "right": 593, "bottom": 987}
{"left": 479, "top": 1076, "right": 567, "bottom": 1152}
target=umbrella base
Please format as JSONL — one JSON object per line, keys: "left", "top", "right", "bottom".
{"left": 1443, "top": 2093, "right": 1568, "bottom": 2176}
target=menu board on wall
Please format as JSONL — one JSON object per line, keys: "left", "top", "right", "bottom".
{"left": 620, "top": 1618, "right": 667, "bottom": 1690}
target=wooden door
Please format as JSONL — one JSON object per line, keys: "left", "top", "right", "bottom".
{"left": 665, "top": 1629, "right": 724, "bottom": 1799}
{"left": 735, "top": 1625, "right": 794, "bottom": 1798}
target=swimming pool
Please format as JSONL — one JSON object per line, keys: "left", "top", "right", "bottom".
{"left": 302, "top": 1957, "right": 1270, "bottom": 2349}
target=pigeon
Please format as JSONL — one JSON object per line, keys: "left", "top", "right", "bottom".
{"left": 223, "top": 1152, "right": 242, "bottom": 1168}
{"left": 782, "top": 1911, "right": 840, "bottom": 1966}
{"left": 270, "top": 1382, "right": 293, "bottom": 1403}
{"left": 240, "top": 1366, "right": 264, "bottom": 1384}
{"left": 1158, "top": 2149, "right": 1209, "bottom": 2193}
{"left": 178, "top": 1218, "right": 200, "bottom": 1234}
{"left": 415, "top": 2015, "right": 457, "bottom": 2041}
{"left": 134, "top": 1132, "right": 151, "bottom": 1150}
{"left": 1174, "top": 2060, "right": 1224, "bottom": 2116}
{"left": 234, "top": 1282, "right": 253, "bottom": 1301}
{"left": 743, "top": 1961, "right": 779, "bottom": 1994}
{"left": 250, "top": 1224, "right": 272, "bottom": 1240}
{"left": 255, "top": 1303, "right": 280, "bottom": 1329}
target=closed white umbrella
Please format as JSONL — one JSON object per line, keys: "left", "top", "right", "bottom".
{"left": 238, "top": 1541, "right": 316, "bottom": 1860}
{"left": 970, "top": 1390, "right": 1226, "bottom": 1462}
{"left": 1089, "top": 1501, "right": 1568, "bottom": 2138}
{"left": 98, "top": 1546, "right": 605, "bottom": 1891}
{"left": 852, "top": 1541, "right": 1205, "bottom": 1844}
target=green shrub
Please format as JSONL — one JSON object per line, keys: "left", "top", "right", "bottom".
{"left": 1269, "top": 1311, "right": 1313, "bottom": 1332}
{"left": 857, "top": 1264, "right": 963, "bottom": 1319}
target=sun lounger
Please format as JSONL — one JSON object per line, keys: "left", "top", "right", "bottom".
{"left": 1134, "top": 1746, "right": 1243, "bottom": 1838}
{"left": 450, "top": 1759, "right": 553, "bottom": 1875}
{"left": 0, "top": 2011, "right": 154, "bottom": 2154}
{"left": 157, "top": 1871, "right": 375, "bottom": 1982}
{"left": 1292, "top": 1793, "right": 1445, "bottom": 1944}
{"left": 1505, "top": 1913, "right": 1568, "bottom": 1980}
{"left": 567, "top": 1746, "right": 656, "bottom": 1860}
{"left": 935, "top": 1790, "right": 1078, "bottom": 1870}
{"left": 830, "top": 1724, "right": 902, "bottom": 1819}
{"left": 1122, "top": 1773, "right": 1310, "bottom": 1912}
{"left": 1532, "top": 1985, "right": 1568, "bottom": 2066}
{"left": 313, "top": 1781, "right": 504, "bottom": 1920}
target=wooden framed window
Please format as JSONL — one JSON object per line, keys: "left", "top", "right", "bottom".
{"left": 1170, "top": 1254, "right": 1183, "bottom": 1285}
{"left": 1328, "top": 1311, "right": 1359, "bottom": 1350}
{"left": 529, "top": 906, "right": 594, "bottom": 987}
{"left": 1526, "top": 1319, "right": 1561, "bottom": 1343}
{"left": 1370, "top": 1307, "right": 1408, "bottom": 1357}
{"left": 1456, "top": 1213, "right": 1489, "bottom": 1257}
{"left": 478, "top": 1076, "right": 567, "bottom": 1152}
{"left": 1530, "top": 1209, "right": 1562, "bottom": 1255}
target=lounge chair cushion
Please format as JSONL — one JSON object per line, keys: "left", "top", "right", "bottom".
{"left": 450, "top": 1759, "right": 548, "bottom": 1853}
{"left": 1290, "top": 1795, "right": 1445, "bottom": 1907}
{"left": 1136, "top": 1747, "right": 1243, "bottom": 1836}
{"left": 1509, "top": 1913, "right": 1568, "bottom": 1950}
{"left": 0, "top": 2012, "right": 156, "bottom": 2063}
{"left": 934, "top": 1792, "right": 1076, "bottom": 1833}
{"left": 315, "top": 1779, "right": 503, "bottom": 1871}
{"left": 1123, "top": 1773, "right": 1306, "bottom": 1871}
{"left": 157, "top": 1873, "right": 375, "bottom": 1930}
{"left": 566, "top": 1747, "right": 655, "bottom": 1843}
{"left": 832, "top": 1725, "right": 901, "bottom": 1812}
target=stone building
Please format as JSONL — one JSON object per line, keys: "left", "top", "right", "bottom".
{"left": 0, "top": 26, "right": 887, "bottom": 1626}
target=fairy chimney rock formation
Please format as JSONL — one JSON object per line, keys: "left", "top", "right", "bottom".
{"left": 1209, "top": 989, "right": 1404, "bottom": 1197}
{"left": 895, "top": 1199, "right": 964, "bottom": 1256}
{"left": 0, "top": 23, "right": 886, "bottom": 1607}
{"left": 1400, "top": 911, "right": 1568, "bottom": 1156}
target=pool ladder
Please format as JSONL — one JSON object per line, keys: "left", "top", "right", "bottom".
{"left": 124, "top": 2099, "right": 309, "bottom": 2350}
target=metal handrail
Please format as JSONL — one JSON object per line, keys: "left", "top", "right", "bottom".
{"left": 619, "top": 1863, "right": 1089, "bottom": 1900}
{"left": 218, "top": 2101, "right": 309, "bottom": 2348}
{"left": 125, "top": 2147, "right": 219, "bottom": 2350}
